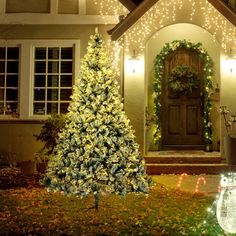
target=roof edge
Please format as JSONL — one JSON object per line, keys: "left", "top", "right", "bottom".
{"left": 108, "top": 0, "right": 159, "bottom": 41}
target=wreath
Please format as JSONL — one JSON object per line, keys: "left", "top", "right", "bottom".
{"left": 168, "top": 65, "right": 199, "bottom": 94}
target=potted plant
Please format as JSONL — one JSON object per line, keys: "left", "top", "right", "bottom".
{"left": 219, "top": 106, "right": 236, "bottom": 164}
{"left": 34, "top": 114, "right": 66, "bottom": 173}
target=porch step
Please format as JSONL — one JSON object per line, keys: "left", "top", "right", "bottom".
{"left": 144, "top": 151, "right": 233, "bottom": 174}
{"left": 146, "top": 163, "right": 236, "bottom": 175}
{"left": 145, "top": 151, "right": 222, "bottom": 164}
{"left": 144, "top": 156, "right": 222, "bottom": 164}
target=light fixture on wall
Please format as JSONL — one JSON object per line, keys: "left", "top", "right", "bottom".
{"left": 226, "top": 49, "right": 236, "bottom": 73}
{"left": 129, "top": 49, "right": 139, "bottom": 73}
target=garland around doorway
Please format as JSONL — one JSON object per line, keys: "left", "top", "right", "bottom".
{"left": 153, "top": 40, "right": 214, "bottom": 145}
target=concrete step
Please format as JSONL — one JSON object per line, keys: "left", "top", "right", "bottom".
{"left": 145, "top": 156, "right": 222, "bottom": 164}
{"left": 146, "top": 163, "right": 236, "bottom": 175}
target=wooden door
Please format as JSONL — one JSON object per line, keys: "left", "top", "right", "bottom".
{"left": 161, "top": 48, "right": 205, "bottom": 150}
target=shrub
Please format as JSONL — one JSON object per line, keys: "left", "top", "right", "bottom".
{"left": 34, "top": 114, "right": 66, "bottom": 162}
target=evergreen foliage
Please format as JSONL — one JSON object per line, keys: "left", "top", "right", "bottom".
{"left": 42, "top": 32, "right": 150, "bottom": 209}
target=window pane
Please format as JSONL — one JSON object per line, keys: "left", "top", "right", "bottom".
{"left": 35, "top": 61, "right": 46, "bottom": 73}
{"left": 0, "top": 61, "right": 5, "bottom": 73}
{"left": 60, "top": 89, "right": 72, "bottom": 100}
{"left": 48, "top": 61, "right": 59, "bottom": 73}
{"left": 7, "top": 61, "right": 18, "bottom": 73}
{"left": 48, "top": 75, "right": 58, "bottom": 87}
{"left": 61, "top": 75, "right": 72, "bottom": 87}
{"left": 61, "top": 47, "right": 73, "bottom": 59}
{"left": 61, "top": 61, "right": 72, "bottom": 73}
{"left": 34, "top": 88, "right": 45, "bottom": 101}
{"left": 0, "top": 103, "right": 3, "bottom": 114}
{"left": 6, "top": 102, "right": 18, "bottom": 114}
{"left": 0, "top": 48, "right": 6, "bottom": 59}
{"left": 34, "top": 103, "right": 45, "bottom": 115}
{"left": 34, "top": 75, "right": 46, "bottom": 87}
{"left": 60, "top": 103, "right": 69, "bottom": 113}
{"left": 35, "top": 48, "right": 46, "bottom": 59}
{"left": 6, "top": 88, "right": 18, "bottom": 101}
{"left": 47, "top": 103, "right": 58, "bottom": 114}
{"left": 6, "top": 75, "right": 18, "bottom": 87}
{"left": 0, "top": 75, "right": 4, "bottom": 87}
{"left": 47, "top": 89, "right": 58, "bottom": 101}
{"left": 0, "top": 89, "right": 4, "bottom": 100}
{"left": 48, "top": 48, "right": 59, "bottom": 59}
{"left": 7, "top": 48, "right": 19, "bottom": 59}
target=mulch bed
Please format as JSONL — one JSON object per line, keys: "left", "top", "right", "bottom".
{"left": 0, "top": 167, "right": 42, "bottom": 189}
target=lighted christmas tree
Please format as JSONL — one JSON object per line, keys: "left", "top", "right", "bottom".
{"left": 42, "top": 31, "right": 150, "bottom": 209}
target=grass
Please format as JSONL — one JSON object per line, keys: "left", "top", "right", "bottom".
{"left": 0, "top": 174, "right": 228, "bottom": 236}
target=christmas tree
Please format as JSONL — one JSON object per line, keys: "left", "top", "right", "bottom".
{"left": 42, "top": 31, "right": 150, "bottom": 209}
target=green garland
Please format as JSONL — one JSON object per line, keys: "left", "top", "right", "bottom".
{"left": 168, "top": 65, "right": 199, "bottom": 94}
{"left": 153, "top": 40, "right": 213, "bottom": 144}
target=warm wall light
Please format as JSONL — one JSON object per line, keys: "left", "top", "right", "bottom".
{"left": 226, "top": 49, "right": 236, "bottom": 73}
{"left": 129, "top": 49, "right": 139, "bottom": 73}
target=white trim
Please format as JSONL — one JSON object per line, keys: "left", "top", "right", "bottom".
{"left": 79, "top": 0, "right": 86, "bottom": 15}
{"left": 0, "top": 0, "right": 5, "bottom": 14}
{"left": 0, "top": 13, "right": 118, "bottom": 24}
{"left": 50, "top": 0, "right": 58, "bottom": 15}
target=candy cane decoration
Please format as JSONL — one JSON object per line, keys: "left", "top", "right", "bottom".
{"left": 177, "top": 173, "right": 188, "bottom": 189}
{"left": 195, "top": 176, "right": 206, "bottom": 193}
{"left": 217, "top": 183, "right": 221, "bottom": 193}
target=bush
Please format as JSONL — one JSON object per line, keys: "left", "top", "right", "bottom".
{"left": 34, "top": 114, "right": 66, "bottom": 162}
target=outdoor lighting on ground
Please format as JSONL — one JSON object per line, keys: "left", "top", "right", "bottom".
{"left": 216, "top": 172, "right": 236, "bottom": 234}
{"left": 177, "top": 173, "right": 188, "bottom": 189}
{"left": 195, "top": 177, "right": 206, "bottom": 193}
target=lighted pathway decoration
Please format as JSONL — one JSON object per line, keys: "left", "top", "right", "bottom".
{"left": 216, "top": 173, "right": 236, "bottom": 234}
{"left": 195, "top": 177, "right": 206, "bottom": 194}
{"left": 176, "top": 173, "right": 215, "bottom": 194}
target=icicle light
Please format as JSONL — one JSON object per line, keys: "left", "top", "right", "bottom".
{"left": 95, "top": 0, "right": 235, "bottom": 55}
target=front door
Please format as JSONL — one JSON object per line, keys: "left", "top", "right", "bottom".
{"left": 161, "top": 48, "right": 205, "bottom": 150}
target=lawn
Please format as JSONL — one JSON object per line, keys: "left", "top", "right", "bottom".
{"left": 0, "top": 168, "right": 228, "bottom": 235}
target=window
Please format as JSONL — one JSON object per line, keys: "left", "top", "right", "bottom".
{"left": 33, "top": 46, "right": 73, "bottom": 115}
{"left": 0, "top": 47, "right": 19, "bottom": 116}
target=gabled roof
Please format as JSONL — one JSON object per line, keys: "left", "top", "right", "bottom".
{"left": 109, "top": 0, "right": 236, "bottom": 41}
{"left": 108, "top": 0, "right": 159, "bottom": 40}
{"left": 118, "top": 0, "right": 143, "bottom": 11}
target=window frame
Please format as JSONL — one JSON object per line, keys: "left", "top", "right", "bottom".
{"left": 0, "top": 43, "right": 20, "bottom": 119}
{"left": 0, "top": 39, "right": 80, "bottom": 120}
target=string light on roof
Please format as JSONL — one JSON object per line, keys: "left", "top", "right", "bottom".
{"left": 95, "top": 0, "right": 235, "bottom": 73}
{"left": 94, "top": 0, "right": 128, "bottom": 17}
{"left": 115, "top": 0, "right": 236, "bottom": 53}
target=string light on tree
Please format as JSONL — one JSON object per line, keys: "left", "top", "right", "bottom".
{"left": 42, "top": 31, "right": 151, "bottom": 210}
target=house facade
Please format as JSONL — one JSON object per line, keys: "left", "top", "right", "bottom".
{"left": 0, "top": 0, "right": 235, "bottom": 165}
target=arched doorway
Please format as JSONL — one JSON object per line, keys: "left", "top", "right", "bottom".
{"left": 151, "top": 40, "right": 214, "bottom": 152}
